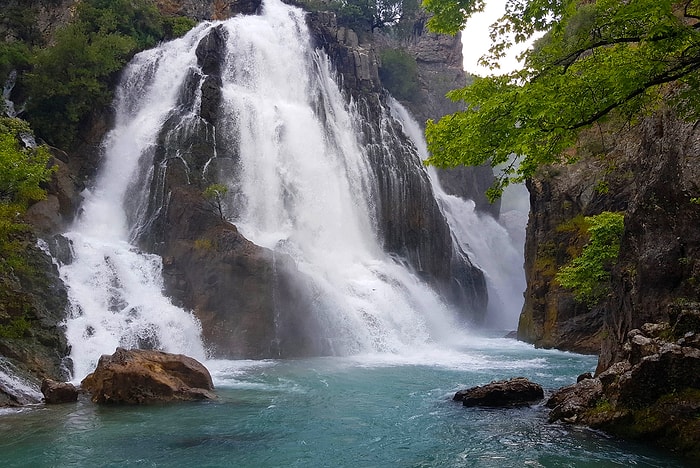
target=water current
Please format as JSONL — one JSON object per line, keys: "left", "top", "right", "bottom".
{"left": 0, "top": 1, "right": 685, "bottom": 465}
{"left": 0, "top": 338, "right": 683, "bottom": 467}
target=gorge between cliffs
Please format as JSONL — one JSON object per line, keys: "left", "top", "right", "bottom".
{"left": 0, "top": 0, "right": 698, "bottom": 465}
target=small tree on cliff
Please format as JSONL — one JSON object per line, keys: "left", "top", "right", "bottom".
{"left": 556, "top": 211, "right": 625, "bottom": 306}
{"left": 422, "top": 0, "right": 700, "bottom": 199}
{"left": 203, "top": 183, "right": 228, "bottom": 220}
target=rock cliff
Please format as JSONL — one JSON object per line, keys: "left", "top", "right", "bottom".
{"left": 518, "top": 109, "right": 700, "bottom": 360}
{"left": 519, "top": 106, "right": 700, "bottom": 458}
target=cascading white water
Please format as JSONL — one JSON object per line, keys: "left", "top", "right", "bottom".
{"left": 389, "top": 99, "right": 528, "bottom": 329}
{"left": 56, "top": 0, "right": 491, "bottom": 379}
{"left": 0, "top": 358, "right": 43, "bottom": 406}
{"left": 59, "top": 25, "right": 212, "bottom": 380}
{"left": 216, "top": 1, "right": 459, "bottom": 353}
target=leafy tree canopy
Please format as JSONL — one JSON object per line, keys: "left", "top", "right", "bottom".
{"left": 422, "top": 0, "right": 700, "bottom": 199}
{"left": 11, "top": 0, "right": 195, "bottom": 149}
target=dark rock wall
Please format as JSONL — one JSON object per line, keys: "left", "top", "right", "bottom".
{"left": 518, "top": 149, "right": 634, "bottom": 354}
{"left": 518, "top": 109, "right": 700, "bottom": 361}
{"left": 602, "top": 111, "right": 700, "bottom": 370}
{"left": 0, "top": 237, "right": 71, "bottom": 405}
{"left": 368, "top": 6, "right": 499, "bottom": 218}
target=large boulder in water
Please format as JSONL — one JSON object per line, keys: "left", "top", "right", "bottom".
{"left": 80, "top": 348, "right": 215, "bottom": 404}
{"left": 453, "top": 377, "right": 544, "bottom": 407}
{"left": 41, "top": 378, "right": 79, "bottom": 404}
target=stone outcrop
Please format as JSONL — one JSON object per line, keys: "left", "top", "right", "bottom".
{"left": 453, "top": 377, "right": 544, "bottom": 407}
{"left": 601, "top": 111, "right": 700, "bottom": 370}
{"left": 518, "top": 107, "right": 700, "bottom": 358}
{"left": 0, "top": 237, "right": 71, "bottom": 406}
{"left": 547, "top": 314, "right": 700, "bottom": 460}
{"left": 41, "top": 378, "right": 78, "bottom": 404}
{"left": 80, "top": 348, "right": 216, "bottom": 404}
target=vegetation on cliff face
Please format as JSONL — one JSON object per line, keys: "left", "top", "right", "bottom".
{"left": 0, "top": 117, "right": 54, "bottom": 285}
{"left": 556, "top": 211, "right": 625, "bottom": 306}
{"left": 422, "top": 0, "right": 700, "bottom": 199}
{"left": 2, "top": 0, "right": 195, "bottom": 149}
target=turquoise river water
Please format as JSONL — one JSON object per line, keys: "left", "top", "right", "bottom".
{"left": 0, "top": 335, "right": 686, "bottom": 467}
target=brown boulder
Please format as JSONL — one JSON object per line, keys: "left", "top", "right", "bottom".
{"left": 41, "top": 378, "right": 78, "bottom": 404}
{"left": 453, "top": 377, "right": 544, "bottom": 407}
{"left": 81, "top": 348, "right": 215, "bottom": 404}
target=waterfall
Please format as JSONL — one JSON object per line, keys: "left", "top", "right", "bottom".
{"left": 389, "top": 99, "right": 527, "bottom": 329}
{"left": 59, "top": 24, "right": 213, "bottom": 380}
{"left": 57, "top": 0, "right": 486, "bottom": 378}
{"left": 214, "top": 1, "right": 459, "bottom": 353}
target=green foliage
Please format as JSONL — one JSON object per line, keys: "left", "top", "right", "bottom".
{"left": 0, "top": 118, "right": 53, "bottom": 205}
{"left": 164, "top": 16, "right": 197, "bottom": 39}
{"left": 0, "top": 117, "right": 54, "bottom": 277}
{"left": 203, "top": 183, "right": 229, "bottom": 219}
{"left": 556, "top": 211, "right": 625, "bottom": 307}
{"left": 0, "top": 316, "right": 32, "bottom": 339}
{"left": 21, "top": 0, "right": 176, "bottom": 148}
{"left": 423, "top": 0, "right": 700, "bottom": 198}
{"left": 0, "top": 5, "right": 43, "bottom": 45}
{"left": 379, "top": 49, "right": 419, "bottom": 102}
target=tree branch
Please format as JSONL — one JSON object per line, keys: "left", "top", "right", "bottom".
{"left": 557, "top": 59, "right": 700, "bottom": 132}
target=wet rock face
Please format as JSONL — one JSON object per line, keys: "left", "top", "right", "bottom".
{"left": 158, "top": 187, "right": 323, "bottom": 358}
{"left": 306, "top": 12, "right": 488, "bottom": 320}
{"left": 41, "top": 378, "right": 78, "bottom": 404}
{"left": 80, "top": 348, "right": 216, "bottom": 404}
{"left": 602, "top": 111, "right": 700, "bottom": 370}
{"left": 0, "top": 238, "right": 71, "bottom": 394}
{"left": 453, "top": 377, "right": 544, "bottom": 407}
{"left": 519, "top": 108, "right": 700, "bottom": 359}
{"left": 547, "top": 316, "right": 700, "bottom": 460}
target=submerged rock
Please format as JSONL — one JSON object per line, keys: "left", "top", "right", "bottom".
{"left": 453, "top": 377, "right": 544, "bottom": 407}
{"left": 81, "top": 348, "right": 215, "bottom": 404}
{"left": 41, "top": 378, "right": 78, "bottom": 404}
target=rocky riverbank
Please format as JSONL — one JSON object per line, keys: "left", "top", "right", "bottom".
{"left": 547, "top": 306, "right": 700, "bottom": 460}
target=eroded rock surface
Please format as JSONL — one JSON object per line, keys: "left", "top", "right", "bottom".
{"left": 81, "top": 348, "right": 215, "bottom": 404}
{"left": 547, "top": 313, "right": 700, "bottom": 460}
{"left": 454, "top": 377, "right": 544, "bottom": 407}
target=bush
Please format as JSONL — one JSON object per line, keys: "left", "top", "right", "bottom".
{"left": 0, "top": 117, "right": 54, "bottom": 276}
{"left": 22, "top": 0, "right": 194, "bottom": 148}
{"left": 556, "top": 211, "right": 625, "bottom": 306}
{"left": 379, "top": 48, "right": 419, "bottom": 102}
